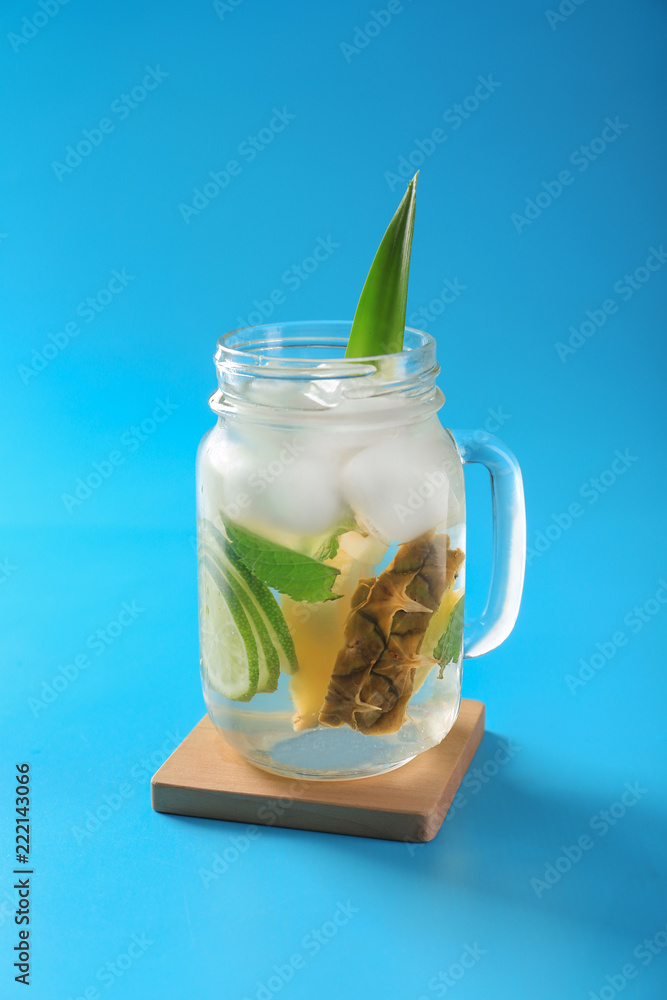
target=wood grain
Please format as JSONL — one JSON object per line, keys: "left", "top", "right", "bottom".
{"left": 151, "top": 699, "right": 485, "bottom": 842}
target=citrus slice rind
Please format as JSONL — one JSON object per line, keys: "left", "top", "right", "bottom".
{"left": 199, "top": 554, "right": 259, "bottom": 701}
{"left": 202, "top": 519, "right": 298, "bottom": 678}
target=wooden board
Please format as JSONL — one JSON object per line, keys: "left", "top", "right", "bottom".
{"left": 151, "top": 699, "right": 485, "bottom": 842}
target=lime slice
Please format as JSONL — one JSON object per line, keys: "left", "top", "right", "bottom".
{"left": 201, "top": 542, "right": 280, "bottom": 693}
{"left": 199, "top": 554, "right": 258, "bottom": 701}
{"left": 255, "top": 585, "right": 298, "bottom": 675}
{"left": 202, "top": 520, "right": 298, "bottom": 676}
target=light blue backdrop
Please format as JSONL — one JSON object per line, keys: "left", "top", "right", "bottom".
{"left": 1, "top": 1, "right": 666, "bottom": 997}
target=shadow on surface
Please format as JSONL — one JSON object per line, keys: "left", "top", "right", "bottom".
{"left": 325, "top": 731, "right": 666, "bottom": 939}
{"left": 153, "top": 730, "right": 665, "bottom": 942}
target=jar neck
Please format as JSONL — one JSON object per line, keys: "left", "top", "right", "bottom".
{"left": 208, "top": 384, "right": 445, "bottom": 431}
{"left": 211, "top": 321, "right": 443, "bottom": 428}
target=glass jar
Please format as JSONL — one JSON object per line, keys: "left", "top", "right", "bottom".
{"left": 196, "top": 322, "right": 525, "bottom": 780}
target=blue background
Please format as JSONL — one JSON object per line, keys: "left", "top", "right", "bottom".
{"left": 2, "top": 0, "right": 666, "bottom": 997}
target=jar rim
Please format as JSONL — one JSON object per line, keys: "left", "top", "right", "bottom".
{"left": 214, "top": 320, "right": 437, "bottom": 381}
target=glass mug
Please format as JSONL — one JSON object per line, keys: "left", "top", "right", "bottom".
{"left": 196, "top": 322, "right": 525, "bottom": 780}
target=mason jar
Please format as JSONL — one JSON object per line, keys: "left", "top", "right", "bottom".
{"left": 196, "top": 321, "right": 525, "bottom": 780}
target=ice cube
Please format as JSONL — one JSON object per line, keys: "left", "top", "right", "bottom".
{"left": 247, "top": 451, "right": 344, "bottom": 535}
{"left": 341, "top": 433, "right": 453, "bottom": 544}
{"left": 244, "top": 374, "right": 346, "bottom": 411}
{"left": 200, "top": 425, "right": 344, "bottom": 537}
{"left": 197, "top": 426, "right": 247, "bottom": 523}
{"left": 302, "top": 377, "right": 346, "bottom": 409}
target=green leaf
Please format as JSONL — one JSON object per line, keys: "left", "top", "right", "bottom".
{"left": 313, "top": 514, "right": 360, "bottom": 561}
{"left": 314, "top": 532, "right": 341, "bottom": 562}
{"left": 345, "top": 172, "right": 418, "bottom": 358}
{"left": 225, "top": 520, "right": 341, "bottom": 603}
{"left": 434, "top": 597, "right": 464, "bottom": 677}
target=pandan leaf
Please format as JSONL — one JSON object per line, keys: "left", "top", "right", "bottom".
{"left": 345, "top": 172, "right": 418, "bottom": 358}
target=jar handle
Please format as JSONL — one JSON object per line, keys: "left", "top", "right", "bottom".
{"left": 451, "top": 430, "right": 526, "bottom": 658}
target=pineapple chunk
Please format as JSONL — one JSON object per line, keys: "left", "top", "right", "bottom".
{"left": 284, "top": 532, "right": 386, "bottom": 730}
{"left": 412, "top": 586, "right": 464, "bottom": 695}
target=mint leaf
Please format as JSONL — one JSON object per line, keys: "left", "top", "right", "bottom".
{"left": 225, "top": 521, "right": 341, "bottom": 603}
{"left": 313, "top": 515, "right": 361, "bottom": 562}
{"left": 314, "top": 533, "right": 341, "bottom": 561}
{"left": 435, "top": 597, "right": 464, "bottom": 677}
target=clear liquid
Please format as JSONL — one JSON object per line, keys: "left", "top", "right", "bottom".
{"left": 197, "top": 405, "right": 466, "bottom": 780}
{"left": 201, "top": 521, "right": 465, "bottom": 780}
{"left": 204, "top": 657, "right": 463, "bottom": 780}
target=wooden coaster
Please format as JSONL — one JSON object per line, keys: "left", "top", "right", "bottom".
{"left": 151, "top": 699, "right": 485, "bottom": 842}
